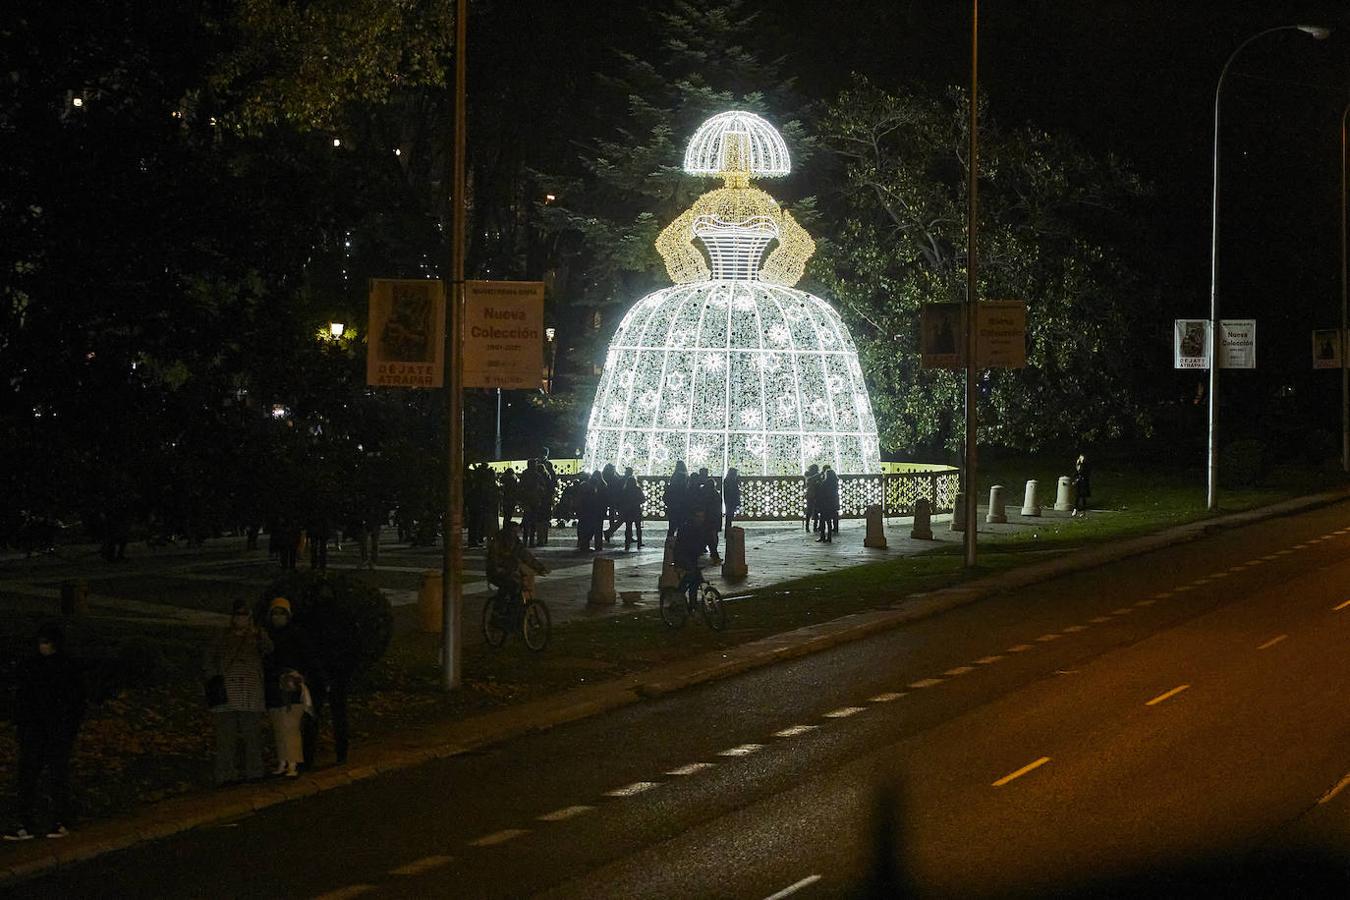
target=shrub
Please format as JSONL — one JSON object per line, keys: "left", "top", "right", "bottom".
{"left": 260, "top": 571, "right": 393, "bottom": 678}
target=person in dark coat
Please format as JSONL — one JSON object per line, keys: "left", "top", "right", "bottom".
{"left": 263, "top": 598, "right": 326, "bottom": 777}
{"left": 699, "top": 479, "right": 723, "bottom": 564}
{"left": 722, "top": 467, "right": 741, "bottom": 533}
{"left": 817, "top": 466, "right": 840, "bottom": 543}
{"left": 672, "top": 508, "right": 709, "bottom": 604}
{"left": 1072, "top": 453, "right": 1092, "bottom": 518}
{"left": 577, "top": 471, "right": 607, "bottom": 551}
{"left": 618, "top": 476, "right": 645, "bottom": 551}
{"left": 499, "top": 468, "right": 520, "bottom": 527}
{"left": 5, "top": 624, "right": 86, "bottom": 840}
{"left": 465, "top": 464, "right": 485, "bottom": 548}
{"left": 664, "top": 461, "right": 689, "bottom": 537}
{"left": 803, "top": 464, "right": 821, "bottom": 534}
{"left": 600, "top": 463, "right": 622, "bottom": 543}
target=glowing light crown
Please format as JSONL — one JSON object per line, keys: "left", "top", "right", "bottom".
{"left": 683, "top": 111, "right": 790, "bottom": 179}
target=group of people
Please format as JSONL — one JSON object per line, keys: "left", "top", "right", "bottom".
{"left": 467, "top": 454, "right": 557, "bottom": 549}
{"left": 803, "top": 464, "right": 841, "bottom": 542}
{"left": 563, "top": 464, "right": 649, "bottom": 552}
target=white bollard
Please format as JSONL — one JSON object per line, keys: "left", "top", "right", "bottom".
{"left": 721, "top": 526, "right": 748, "bottom": 581}
{"left": 911, "top": 498, "right": 934, "bottom": 540}
{"left": 586, "top": 556, "right": 617, "bottom": 606}
{"left": 950, "top": 492, "right": 966, "bottom": 532}
{"left": 863, "top": 505, "right": 887, "bottom": 549}
{"left": 985, "top": 485, "right": 1007, "bottom": 524}
{"left": 1021, "top": 480, "right": 1041, "bottom": 517}
{"left": 1054, "top": 476, "right": 1074, "bottom": 512}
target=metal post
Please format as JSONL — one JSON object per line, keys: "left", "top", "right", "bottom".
{"left": 1342, "top": 105, "right": 1348, "bottom": 472}
{"left": 442, "top": 0, "right": 468, "bottom": 691}
{"left": 495, "top": 387, "right": 503, "bottom": 460}
{"left": 963, "top": 0, "right": 979, "bottom": 568}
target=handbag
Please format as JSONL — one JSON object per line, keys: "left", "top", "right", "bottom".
{"left": 204, "top": 674, "right": 228, "bottom": 707}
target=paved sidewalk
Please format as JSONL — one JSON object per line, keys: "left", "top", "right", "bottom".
{"left": 5, "top": 489, "right": 1347, "bottom": 886}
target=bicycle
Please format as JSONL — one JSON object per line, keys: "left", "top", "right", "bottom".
{"left": 482, "top": 584, "right": 551, "bottom": 651}
{"left": 660, "top": 570, "right": 726, "bottom": 631}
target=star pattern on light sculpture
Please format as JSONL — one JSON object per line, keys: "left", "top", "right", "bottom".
{"left": 583, "top": 110, "right": 881, "bottom": 476}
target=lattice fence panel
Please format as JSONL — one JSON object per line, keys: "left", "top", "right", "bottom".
{"left": 736, "top": 476, "right": 806, "bottom": 520}
{"left": 838, "top": 475, "right": 883, "bottom": 518}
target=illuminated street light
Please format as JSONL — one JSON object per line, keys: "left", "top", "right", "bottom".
{"left": 329, "top": 322, "right": 345, "bottom": 339}
{"left": 71, "top": 97, "right": 84, "bottom": 108}
{"left": 332, "top": 137, "right": 341, "bottom": 148}
{"left": 1207, "top": 24, "right": 1330, "bottom": 510}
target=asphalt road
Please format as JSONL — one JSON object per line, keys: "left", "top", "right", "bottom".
{"left": 9, "top": 501, "right": 1350, "bottom": 899}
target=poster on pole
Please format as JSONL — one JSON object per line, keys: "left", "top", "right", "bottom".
{"left": 1218, "top": 319, "right": 1255, "bottom": 369}
{"left": 1173, "top": 319, "right": 1210, "bottom": 369}
{"left": 463, "top": 280, "right": 546, "bottom": 389}
{"left": 1313, "top": 329, "right": 1342, "bottom": 369}
{"left": 366, "top": 278, "right": 445, "bottom": 388}
{"left": 920, "top": 303, "right": 963, "bottom": 369}
{"left": 976, "top": 301, "right": 1027, "bottom": 368}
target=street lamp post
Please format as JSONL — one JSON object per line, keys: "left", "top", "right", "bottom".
{"left": 1341, "top": 103, "right": 1349, "bottom": 472}
{"left": 963, "top": 0, "right": 980, "bottom": 568}
{"left": 1207, "top": 24, "right": 1329, "bottom": 511}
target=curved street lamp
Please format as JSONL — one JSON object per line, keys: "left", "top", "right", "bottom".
{"left": 1208, "top": 24, "right": 1330, "bottom": 511}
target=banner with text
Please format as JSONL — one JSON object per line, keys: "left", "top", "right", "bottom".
{"left": 1218, "top": 319, "right": 1255, "bottom": 369}
{"left": 464, "top": 280, "right": 545, "bottom": 389}
{"left": 1313, "top": 329, "right": 1343, "bottom": 369}
{"left": 920, "top": 301, "right": 1026, "bottom": 369}
{"left": 1173, "top": 319, "right": 1210, "bottom": 369}
{"left": 367, "top": 278, "right": 445, "bottom": 388}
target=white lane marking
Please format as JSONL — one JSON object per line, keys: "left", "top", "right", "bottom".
{"left": 470, "top": 829, "right": 529, "bottom": 847}
{"left": 1276, "top": 550, "right": 1294, "bottom": 556}
{"left": 869, "top": 692, "right": 906, "bottom": 702}
{"left": 1145, "top": 684, "right": 1191, "bottom": 706}
{"left": 1193, "top": 577, "right": 1213, "bottom": 585}
{"left": 1257, "top": 634, "right": 1288, "bottom": 651}
{"left": 1063, "top": 624, "right": 1088, "bottom": 633}
{"left": 1034, "top": 634, "right": 1061, "bottom": 643}
{"left": 1334, "top": 598, "right": 1350, "bottom": 612}
{"left": 1135, "top": 599, "right": 1156, "bottom": 607}
{"left": 1007, "top": 644, "right": 1033, "bottom": 652}
{"left": 1260, "top": 554, "right": 1279, "bottom": 561}
{"left": 313, "top": 887, "right": 375, "bottom": 900}
{"left": 1227, "top": 565, "right": 1246, "bottom": 572}
{"left": 537, "top": 805, "right": 594, "bottom": 821}
{"left": 389, "top": 855, "right": 454, "bottom": 876}
{"left": 1154, "top": 591, "right": 1174, "bottom": 599}
{"left": 993, "top": 756, "right": 1051, "bottom": 787}
{"left": 775, "top": 725, "right": 820, "bottom": 738}
{"left": 1089, "top": 616, "right": 1112, "bottom": 624}
{"left": 719, "top": 743, "right": 765, "bottom": 757}
{"left": 1293, "top": 543, "right": 1309, "bottom": 550}
{"left": 1110, "top": 608, "right": 1134, "bottom": 616}
{"left": 1209, "top": 572, "right": 1230, "bottom": 579}
{"left": 1175, "top": 585, "right": 1194, "bottom": 593}
{"left": 909, "top": 677, "right": 945, "bottom": 688}
{"left": 943, "top": 666, "right": 975, "bottom": 676}
{"left": 762, "top": 874, "right": 823, "bottom": 900}
{"left": 974, "top": 655, "right": 1005, "bottom": 665}
{"left": 605, "top": 782, "right": 659, "bottom": 797}
{"left": 824, "top": 706, "right": 866, "bottom": 718}
{"left": 666, "top": 762, "right": 714, "bottom": 775}
{"left": 1318, "top": 774, "right": 1350, "bottom": 805}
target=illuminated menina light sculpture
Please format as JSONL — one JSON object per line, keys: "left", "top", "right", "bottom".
{"left": 583, "top": 110, "right": 881, "bottom": 476}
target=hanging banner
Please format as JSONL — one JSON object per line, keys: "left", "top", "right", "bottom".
{"left": 1173, "top": 319, "right": 1210, "bottom": 369}
{"left": 1218, "top": 319, "right": 1255, "bottom": 370}
{"left": 921, "top": 302, "right": 1026, "bottom": 369}
{"left": 1313, "top": 329, "right": 1342, "bottom": 370}
{"left": 367, "top": 279, "right": 445, "bottom": 388}
{"left": 920, "top": 303, "right": 963, "bottom": 369}
{"left": 463, "top": 280, "right": 546, "bottom": 389}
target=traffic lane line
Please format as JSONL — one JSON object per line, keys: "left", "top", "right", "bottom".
{"left": 992, "top": 756, "right": 1051, "bottom": 787}
{"left": 389, "top": 855, "right": 454, "bottom": 876}
{"left": 605, "top": 781, "right": 659, "bottom": 797}
{"left": 763, "top": 874, "right": 823, "bottom": 899}
{"left": 470, "top": 828, "right": 530, "bottom": 847}
{"left": 909, "top": 677, "right": 945, "bottom": 689}
{"left": 1257, "top": 634, "right": 1288, "bottom": 651}
{"left": 869, "top": 692, "right": 905, "bottom": 702}
{"left": 1145, "top": 684, "right": 1190, "bottom": 707}
{"left": 537, "top": 805, "right": 594, "bottom": 821}
{"left": 824, "top": 706, "right": 866, "bottom": 718}
{"left": 775, "top": 725, "right": 819, "bottom": 738}
{"left": 719, "top": 743, "right": 765, "bottom": 757}
{"left": 1334, "top": 598, "right": 1350, "bottom": 611}
{"left": 1318, "top": 773, "right": 1350, "bottom": 805}
{"left": 312, "top": 887, "right": 374, "bottom": 900}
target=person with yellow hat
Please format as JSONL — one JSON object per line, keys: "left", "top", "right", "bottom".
{"left": 263, "top": 597, "right": 324, "bottom": 777}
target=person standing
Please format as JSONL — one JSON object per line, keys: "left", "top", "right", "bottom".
{"left": 701, "top": 477, "right": 723, "bottom": 564}
{"left": 804, "top": 464, "right": 821, "bottom": 534}
{"left": 499, "top": 468, "right": 520, "bottom": 528}
{"left": 664, "top": 461, "right": 689, "bottom": 537}
{"left": 203, "top": 600, "right": 272, "bottom": 785}
{"left": 619, "top": 475, "right": 645, "bottom": 551}
{"left": 4, "top": 624, "right": 86, "bottom": 841}
{"left": 263, "top": 598, "right": 324, "bottom": 777}
{"left": 817, "top": 466, "right": 840, "bottom": 543}
{"left": 722, "top": 467, "right": 741, "bottom": 533}
{"left": 1072, "top": 454, "right": 1092, "bottom": 518}
{"left": 600, "top": 463, "right": 622, "bottom": 543}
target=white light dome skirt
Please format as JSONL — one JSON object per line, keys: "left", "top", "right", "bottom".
{"left": 583, "top": 279, "right": 881, "bottom": 476}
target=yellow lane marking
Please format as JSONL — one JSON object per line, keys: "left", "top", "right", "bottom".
{"left": 390, "top": 855, "right": 455, "bottom": 876}
{"left": 993, "top": 756, "right": 1051, "bottom": 787}
{"left": 1007, "top": 644, "right": 1033, "bottom": 652}
{"left": 537, "top": 805, "right": 595, "bottom": 821}
{"left": 869, "top": 692, "right": 905, "bottom": 702}
{"left": 974, "top": 655, "right": 1005, "bottom": 664}
{"left": 1035, "top": 633, "right": 1062, "bottom": 642}
{"left": 718, "top": 744, "right": 764, "bottom": 757}
{"left": 666, "top": 762, "right": 714, "bottom": 775}
{"left": 1334, "top": 599, "right": 1350, "bottom": 612}
{"left": 1145, "top": 684, "right": 1190, "bottom": 706}
{"left": 943, "top": 666, "right": 975, "bottom": 676}
{"left": 1318, "top": 774, "right": 1350, "bottom": 805}
{"left": 1258, "top": 635, "right": 1289, "bottom": 651}
{"left": 313, "top": 887, "right": 375, "bottom": 900}
{"left": 909, "top": 677, "right": 945, "bottom": 688}
{"left": 605, "top": 781, "right": 659, "bottom": 797}
{"left": 1063, "top": 624, "right": 1088, "bottom": 632}
{"left": 824, "top": 706, "right": 866, "bottom": 718}
{"left": 470, "top": 829, "right": 529, "bottom": 847}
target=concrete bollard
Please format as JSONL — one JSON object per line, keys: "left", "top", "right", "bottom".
{"left": 1054, "top": 476, "right": 1074, "bottom": 512}
{"left": 418, "top": 570, "right": 442, "bottom": 634}
{"left": 1021, "top": 480, "right": 1041, "bottom": 517}
{"left": 587, "top": 556, "right": 617, "bottom": 606}
{"left": 911, "top": 498, "right": 934, "bottom": 540}
{"left": 59, "top": 580, "right": 88, "bottom": 616}
{"left": 950, "top": 492, "right": 966, "bottom": 532}
{"left": 986, "top": 485, "right": 1007, "bottom": 524}
{"left": 659, "top": 537, "right": 681, "bottom": 590}
{"left": 721, "top": 526, "right": 748, "bottom": 581}
{"left": 863, "top": 505, "right": 888, "bottom": 549}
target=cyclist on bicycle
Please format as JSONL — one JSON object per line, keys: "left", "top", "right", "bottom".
{"left": 486, "top": 522, "right": 549, "bottom": 609}
{"left": 671, "top": 508, "right": 708, "bottom": 605}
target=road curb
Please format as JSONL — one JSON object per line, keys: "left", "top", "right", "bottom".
{"left": 3, "top": 486, "right": 1347, "bottom": 887}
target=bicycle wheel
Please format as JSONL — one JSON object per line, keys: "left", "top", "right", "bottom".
{"left": 522, "top": 601, "right": 551, "bottom": 652}
{"left": 481, "top": 596, "right": 508, "bottom": 648}
{"left": 659, "top": 586, "right": 689, "bottom": 629}
{"left": 700, "top": 584, "right": 726, "bottom": 631}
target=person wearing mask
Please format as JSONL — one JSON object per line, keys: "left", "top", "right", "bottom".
{"left": 4, "top": 624, "right": 86, "bottom": 841}
{"left": 203, "top": 599, "right": 272, "bottom": 785}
